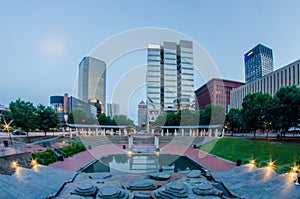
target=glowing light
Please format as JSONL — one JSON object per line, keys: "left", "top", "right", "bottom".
{"left": 292, "top": 164, "right": 299, "bottom": 172}
{"left": 250, "top": 159, "right": 256, "bottom": 165}
{"left": 156, "top": 151, "right": 160, "bottom": 157}
{"left": 268, "top": 160, "right": 275, "bottom": 168}
{"left": 31, "top": 159, "right": 38, "bottom": 166}
{"left": 127, "top": 150, "right": 132, "bottom": 156}
{"left": 11, "top": 161, "right": 18, "bottom": 169}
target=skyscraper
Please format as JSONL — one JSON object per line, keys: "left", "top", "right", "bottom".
{"left": 78, "top": 56, "right": 106, "bottom": 114}
{"left": 138, "top": 100, "right": 147, "bottom": 126}
{"left": 106, "top": 103, "right": 120, "bottom": 118}
{"left": 146, "top": 40, "right": 194, "bottom": 113}
{"left": 244, "top": 44, "right": 273, "bottom": 83}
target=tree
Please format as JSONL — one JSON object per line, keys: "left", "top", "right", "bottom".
{"left": 178, "top": 109, "right": 200, "bottom": 126}
{"left": 200, "top": 104, "right": 225, "bottom": 125}
{"left": 241, "top": 93, "right": 273, "bottom": 138}
{"left": 113, "top": 114, "right": 135, "bottom": 126}
{"left": 36, "top": 104, "right": 59, "bottom": 136}
{"left": 9, "top": 99, "right": 37, "bottom": 138}
{"left": 273, "top": 86, "right": 300, "bottom": 135}
{"left": 226, "top": 108, "right": 244, "bottom": 134}
{"left": 98, "top": 114, "right": 114, "bottom": 125}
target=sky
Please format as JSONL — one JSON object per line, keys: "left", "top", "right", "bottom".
{"left": 1, "top": 0, "right": 300, "bottom": 123}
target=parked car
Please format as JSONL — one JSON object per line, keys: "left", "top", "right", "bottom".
{"left": 12, "top": 130, "right": 26, "bottom": 135}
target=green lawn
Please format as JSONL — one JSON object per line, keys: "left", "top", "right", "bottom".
{"left": 199, "top": 137, "right": 300, "bottom": 173}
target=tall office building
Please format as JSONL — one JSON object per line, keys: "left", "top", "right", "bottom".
{"left": 146, "top": 40, "right": 194, "bottom": 113}
{"left": 106, "top": 103, "right": 120, "bottom": 118}
{"left": 78, "top": 56, "right": 106, "bottom": 114}
{"left": 244, "top": 44, "right": 273, "bottom": 83}
{"left": 138, "top": 100, "right": 147, "bottom": 126}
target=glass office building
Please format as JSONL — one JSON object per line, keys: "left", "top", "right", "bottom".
{"left": 78, "top": 56, "right": 106, "bottom": 114}
{"left": 146, "top": 40, "right": 194, "bottom": 112}
{"left": 244, "top": 44, "right": 273, "bottom": 83}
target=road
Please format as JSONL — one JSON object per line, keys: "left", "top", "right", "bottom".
{"left": 0, "top": 131, "right": 64, "bottom": 138}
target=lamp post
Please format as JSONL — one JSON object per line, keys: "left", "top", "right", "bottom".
{"left": 1, "top": 115, "right": 13, "bottom": 144}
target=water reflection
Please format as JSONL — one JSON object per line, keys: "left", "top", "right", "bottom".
{"left": 83, "top": 154, "right": 204, "bottom": 173}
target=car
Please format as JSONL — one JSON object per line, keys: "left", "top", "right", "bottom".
{"left": 12, "top": 130, "right": 26, "bottom": 135}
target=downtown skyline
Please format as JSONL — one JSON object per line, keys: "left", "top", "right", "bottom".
{"left": 1, "top": 0, "right": 300, "bottom": 122}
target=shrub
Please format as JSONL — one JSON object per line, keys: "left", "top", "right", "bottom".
{"left": 32, "top": 148, "right": 58, "bottom": 165}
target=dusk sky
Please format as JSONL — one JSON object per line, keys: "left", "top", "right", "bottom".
{"left": 1, "top": 0, "right": 300, "bottom": 122}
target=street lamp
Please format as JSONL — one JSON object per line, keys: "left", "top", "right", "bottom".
{"left": 1, "top": 115, "right": 13, "bottom": 143}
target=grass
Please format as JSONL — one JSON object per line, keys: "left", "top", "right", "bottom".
{"left": 199, "top": 137, "right": 300, "bottom": 173}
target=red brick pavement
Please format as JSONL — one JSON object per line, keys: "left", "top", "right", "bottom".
{"left": 49, "top": 143, "right": 235, "bottom": 172}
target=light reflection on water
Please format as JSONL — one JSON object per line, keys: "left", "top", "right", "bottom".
{"left": 82, "top": 154, "right": 205, "bottom": 173}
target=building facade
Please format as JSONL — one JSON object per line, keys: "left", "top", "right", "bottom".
{"left": 78, "top": 56, "right": 106, "bottom": 114}
{"left": 50, "top": 94, "right": 97, "bottom": 124}
{"left": 244, "top": 44, "right": 273, "bottom": 83}
{"left": 231, "top": 59, "right": 300, "bottom": 108}
{"left": 146, "top": 40, "right": 194, "bottom": 113}
{"left": 106, "top": 103, "right": 120, "bottom": 118}
{"left": 138, "top": 100, "right": 147, "bottom": 126}
{"left": 195, "top": 78, "right": 244, "bottom": 113}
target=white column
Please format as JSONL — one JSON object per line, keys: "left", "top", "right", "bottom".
{"left": 63, "top": 127, "right": 65, "bottom": 137}
{"left": 124, "top": 129, "right": 127, "bottom": 136}
{"left": 110, "top": 129, "right": 113, "bottom": 136}
{"left": 174, "top": 129, "right": 177, "bottom": 136}
{"left": 134, "top": 129, "right": 136, "bottom": 134}
{"left": 69, "top": 128, "right": 72, "bottom": 137}
{"left": 203, "top": 129, "right": 206, "bottom": 136}
{"left": 189, "top": 128, "right": 192, "bottom": 136}
{"left": 76, "top": 128, "right": 79, "bottom": 137}
{"left": 209, "top": 129, "right": 212, "bottom": 137}
{"left": 222, "top": 128, "right": 225, "bottom": 138}
{"left": 88, "top": 128, "right": 91, "bottom": 136}
{"left": 128, "top": 135, "right": 133, "bottom": 149}
{"left": 166, "top": 129, "right": 169, "bottom": 136}
{"left": 215, "top": 129, "right": 218, "bottom": 138}
{"left": 151, "top": 129, "right": 154, "bottom": 134}
{"left": 81, "top": 128, "right": 84, "bottom": 136}
{"left": 70, "top": 128, "right": 72, "bottom": 139}
{"left": 154, "top": 136, "right": 159, "bottom": 149}
{"left": 161, "top": 129, "right": 164, "bottom": 136}
{"left": 181, "top": 129, "right": 184, "bottom": 136}
{"left": 96, "top": 128, "right": 99, "bottom": 136}
{"left": 104, "top": 129, "right": 106, "bottom": 136}
{"left": 119, "top": 130, "right": 121, "bottom": 136}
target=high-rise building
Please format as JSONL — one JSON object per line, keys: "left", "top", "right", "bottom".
{"left": 244, "top": 44, "right": 273, "bottom": 83}
{"left": 195, "top": 78, "right": 244, "bottom": 113}
{"left": 231, "top": 59, "right": 300, "bottom": 109}
{"left": 146, "top": 40, "right": 194, "bottom": 114}
{"left": 106, "top": 103, "right": 120, "bottom": 118}
{"left": 138, "top": 100, "right": 147, "bottom": 126}
{"left": 78, "top": 56, "right": 106, "bottom": 114}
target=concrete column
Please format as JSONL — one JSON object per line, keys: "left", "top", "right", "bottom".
{"left": 88, "top": 128, "right": 91, "bottom": 136}
{"left": 134, "top": 129, "right": 136, "bottom": 134}
{"left": 124, "top": 129, "right": 127, "bottom": 136}
{"left": 96, "top": 128, "right": 99, "bottom": 136}
{"left": 181, "top": 129, "right": 184, "bottom": 136}
{"left": 166, "top": 129, "right": 169, "bottom": 136}
{"left": 104, "top": 129, "right": 106, "bottom": 136}
{"left": 63, "top": 127, "right": 65, "bottom": 137}
{"left": 69, "top": 128, "right": 72, "bottom": 138}
{"left": 70, "top": 128, "right": 72, "bottom": 139}
{"left": 203, "top": 129, "right": 206, "bottom": 136}
{"left": 154, "top": 136, "right": 159, "bottom": 149}
{"left": 222, "top": 128, "right": 225, "bottom": 138}
{"left": 215, "top": 128, "right": 218, "bottom": 138}
{"left": 81, "top": 128, "right": 84, "bottom": 136}
{"left": 174, "top": 129, "right": 177, "bottom": 136}
{"left": 209, "top": 129, "right": 212, "bottom": 137}
{"left": 151, "top": 129, "right": 154, "bottom": 134}
{"left": 161, "top": 129, "right": 164, "bottom": 136}
{"left": 128, "top": 135, "right": 133, "bottom": 149}
{"left": 76, "top": 128, "right": 79, "bottom": 137}
{"left": 189, "top": 128, "right": 192, "bottom": 136}
{"left": 119, "top": 130, "right": 121, "bottom": 136}
{"left": 110, "top": 129, "right": 113, "bottom": 136}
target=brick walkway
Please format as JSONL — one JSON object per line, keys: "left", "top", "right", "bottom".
{"left": 50, "top": 143, "right": 235, "bottom": 172}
